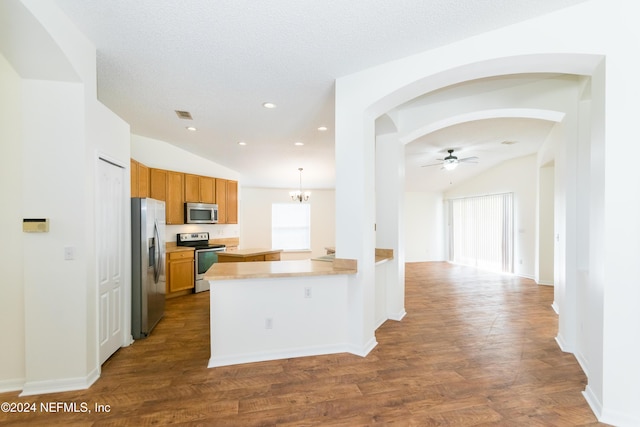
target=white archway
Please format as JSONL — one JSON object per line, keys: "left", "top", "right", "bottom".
{"left": 336, "top": 42, "right": 610, "bottom": 420}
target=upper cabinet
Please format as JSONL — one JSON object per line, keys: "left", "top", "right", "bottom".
{"left": 215, "top": 178, "right": 227, "bottom": 223}
{"left": 149, "top": 168, "right": 167, "bottom": 201}
{"left": 149, "top": 168, "right": 183, "bottom": 224}
{"left": 133, "top": 160, "right": 237, "bottom": 226}
{"left": 185, "top": 174, "right": 215, "bottom": 204}
{"left": 130, "top": 159, "right": 150, "bottom": 198}
{"left": 226, "top": 180, "right": 238, "bottom": 224}
{"left": 215, "top": 178, "right": 238, "bottom": 224}
{"left": 166, "top": 171, "right": 184, "bottom": 225}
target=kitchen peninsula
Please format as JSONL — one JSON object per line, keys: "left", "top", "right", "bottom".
{"left": 217, "top": 248, "right": 282, "bottom": 263}
{"left": 204, "top": 257, "right": 359, "bottom": 368}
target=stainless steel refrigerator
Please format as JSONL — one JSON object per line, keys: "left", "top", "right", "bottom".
{"left": 131, "top": 198, "right": 166, "bottom": 339}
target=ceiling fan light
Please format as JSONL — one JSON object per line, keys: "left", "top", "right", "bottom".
{"left": 443, "top": 161, "right": 458, "bottom": 171}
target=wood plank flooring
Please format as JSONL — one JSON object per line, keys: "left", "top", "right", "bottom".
{"left": 0, "top": 262, "right": 608, "bottom": 426}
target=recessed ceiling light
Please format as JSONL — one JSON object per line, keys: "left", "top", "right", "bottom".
{"left": 186, "top": 126, "right": 197, "bottom": 131}
{"left": 238, "top": 141, "right": 247, "bottom": 146}
{"left": 294, "top": 141, "right": 304, "bottom": 146}
{"left": 317, "top": 126, "right": 328, "bottom": 131}
{"left": 262, "top": 102, "right": 277, "bottom": 109}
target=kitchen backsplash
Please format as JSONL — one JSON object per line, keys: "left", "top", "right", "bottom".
{"left": 166, "top": 223, "right": 239, "bottom": 242}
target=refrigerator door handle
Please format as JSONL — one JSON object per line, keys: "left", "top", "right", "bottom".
{"left": 153, "top": 219, "right": 161, "bottom": 284}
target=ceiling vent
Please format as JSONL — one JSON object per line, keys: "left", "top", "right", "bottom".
{"left": 175, "top": 110, "right": 193, "bottom": 120}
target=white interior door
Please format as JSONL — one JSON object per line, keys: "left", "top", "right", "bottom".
{"left": 97, "top": 158, "right": 125, "bottom": 364}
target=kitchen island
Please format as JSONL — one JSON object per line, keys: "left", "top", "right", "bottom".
{"left": 217, "top": 248, "right": 282, "bottom": 263}
{"left": 205, "top": 258, "right": 361, "bottom": 368}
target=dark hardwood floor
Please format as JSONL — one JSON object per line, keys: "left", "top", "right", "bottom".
{"left": 0, "top": 262, "right": 607, "bottom": 426}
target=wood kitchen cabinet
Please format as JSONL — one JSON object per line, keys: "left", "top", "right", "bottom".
{"left": 217, "top": 249, "right": 281, "bottom": 263}
{"left": 130, "top": 159, "right": 150, "bottom": 198}
{"left": 226, "top": 180, "right": 238, "bottom": 224}
{"left": 166, "top": 171, "right": 184, "bottom": 224}
{"left": 215, "top": 178, "right": 227, "bottom": 223}
{"left": 138, "top": 163, "right": 150, "bottom": 197}
{"left": 142, "top": 165, "right": 236, "bottom": 226}
{"left": 131, "top": 159, "right": 139, "bottom": 197}
{"left": 166, "top": 250, "right": 194, "bottom": 293}
{"left": 215, "top": 178, "right": 238, "bottom": 224}
{"left": 150, "top": 168, "right": 167, "bottom": 201}
{"left": 150, "top": 168, "right": 184, "bottom": 224}
{"left": 185, "top": 174, "right": 215, "bottom": 204}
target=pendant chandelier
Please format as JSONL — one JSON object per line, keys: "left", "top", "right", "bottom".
{"left": 289, "top": 167, "right": 310, "bottom": 202}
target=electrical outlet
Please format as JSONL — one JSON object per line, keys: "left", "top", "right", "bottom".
{"left": 64, "top": 246, "right": 75, "bottom": 260}
{"left": 304, "top": 287, "right": 312, "bottom": 298}
{"left": 265, "top": 318, "right": 273, "bottom": 329}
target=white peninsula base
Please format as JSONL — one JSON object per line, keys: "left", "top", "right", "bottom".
{"left": 206, "top": 259, "right": 366, "bottom": 368}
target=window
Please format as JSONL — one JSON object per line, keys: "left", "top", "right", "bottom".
{"left": 449, "top": 192, "right": 514, "bottom": 273}
{"left": 272, "top": 203, "right": 310, "bottom": 251}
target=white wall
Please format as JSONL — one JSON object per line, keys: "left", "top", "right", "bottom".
{"left": 444, "top": 155, "right": 538, "bottom": 278}
{"left": 0, "top": 53, "right": 25, "bottom": 392}
{"left": 335, "top": 1, "right": 639, "bottom": 423}
{"left": 0, "top": 0, "right": 131, "bottom": 395}
{"left": 131, "top": 133, "right": 241, "bottom": 242}
{"left": 241, "top": 187, "right": 335, "bottom": 259}
{"left": 404, "top": 192, "right": 445, "bottom": 262}
{"left": 131, "top": 134, "right": 240, "bottom": 181}
{"left": 537, "top": 164, "right": 555, "bottom": 285}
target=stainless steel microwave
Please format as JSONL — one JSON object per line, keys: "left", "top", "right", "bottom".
{"left": 184, "top": 202, "right": 218, "bottom": 224}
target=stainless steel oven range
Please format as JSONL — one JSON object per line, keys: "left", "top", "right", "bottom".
{"left": 176, "top": 232, "right": 225, "bottom": 293}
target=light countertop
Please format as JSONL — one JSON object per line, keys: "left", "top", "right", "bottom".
{"left": 313, "top": 248, "right": 393, "bottom": 265}
{"left": 166, "top": 246, "right": 195, "bottom": 253}
{"left": 219, "top": 248, "right": 282, "bottom": 257}
{"left": 205, "top": 258, "right": 357, "bottom": 281}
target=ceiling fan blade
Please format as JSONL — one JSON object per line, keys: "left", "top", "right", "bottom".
{"left": 421, "top": 162, "right": 443, "bottom": 168}
{"left": 459, "top": 156, "right": 479, "bottom": 163}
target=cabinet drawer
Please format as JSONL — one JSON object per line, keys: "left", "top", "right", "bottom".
{"left": 168, "top": 250, "right": 194, "bottom": 260}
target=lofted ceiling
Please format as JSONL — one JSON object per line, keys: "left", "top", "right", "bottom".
{"left": 54, "top": 0, "right": 586, "bottom": 190}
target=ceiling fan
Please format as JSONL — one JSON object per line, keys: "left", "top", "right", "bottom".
{"left": 421, "top": 149, "right": 479, "bottom": 171}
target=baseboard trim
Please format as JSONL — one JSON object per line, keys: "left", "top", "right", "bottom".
{"left": 349, "top": 336, "right": 377, "bottom": 357}
{"left": 209, "top": 343, "right": 353, "bottom": 368}
{"left": 209, "top": 337, "right": 379, "bottom": 368}
{"left": 555, "top": 334, "right": 573, "bottom": 353}
{"left": 599, "top": 406, "right": 640, "bottom": 427}
{"left": 0, "top": 378, "right": 25, "bottom": 394}
{"left": 583, "top": 385, "right": 603, "bottom": 421}
{"left": 584, "top": 385, "right": 640, "bottom": 426}
{"left": 387, "top": 309, "right": 407, "bottom": 322}
{"left": 551, "top": 301, "right": 559, "bottom": 315}
{"left": 19, "top": 368, "right": 100, "bottom": 397}
{"left": 574, "top": 351, "right": 590, "bottom": 377}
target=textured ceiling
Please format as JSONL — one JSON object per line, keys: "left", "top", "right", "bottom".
{"left": 54, "top": 0, "right": 585, "bottom": 190}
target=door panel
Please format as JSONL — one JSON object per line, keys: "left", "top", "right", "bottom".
{"left": 98, "top": 158, "right": 125, "bottom": 364}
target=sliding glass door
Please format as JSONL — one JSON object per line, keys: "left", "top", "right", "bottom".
{"left": 449, "top": 193, "right": 514, "bottom": 273}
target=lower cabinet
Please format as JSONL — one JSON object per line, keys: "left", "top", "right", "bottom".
{"left": 217, "top": 251, "right": 281, "bottom": 263}
{"left": 166, "top": 250, "right": 194, "bottom": 294}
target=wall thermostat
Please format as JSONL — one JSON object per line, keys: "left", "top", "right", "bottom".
{"left": 23, "top": 218, "right": 49, "bottom": 233}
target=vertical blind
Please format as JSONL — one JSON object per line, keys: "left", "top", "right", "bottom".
{"left": 449, "top": 192, "right": 514, "bottom": 273}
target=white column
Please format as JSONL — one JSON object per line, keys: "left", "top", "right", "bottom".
{"left": 375, "top": 133, "right": 406, "bottom": 321}
{"left": 334, "top": 91, "right": 377, "bottom": 356}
